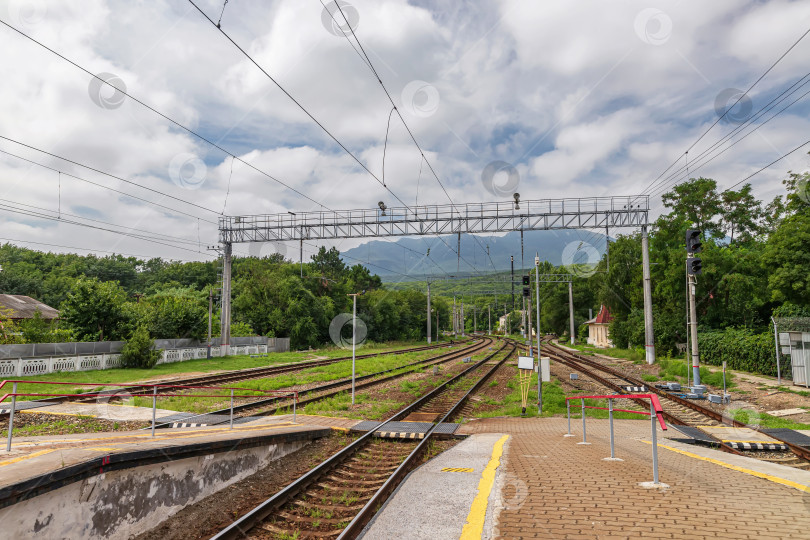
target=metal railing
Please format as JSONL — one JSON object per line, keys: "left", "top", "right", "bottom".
{"left": 0, "top": 379, "right": 298, "bottom": 452}
{"left": 565, "top": 393, "right": 667, "bottom": 485}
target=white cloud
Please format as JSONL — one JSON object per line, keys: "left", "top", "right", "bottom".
{"left": 0, "top": 0, "right": 808, "bottom": 263}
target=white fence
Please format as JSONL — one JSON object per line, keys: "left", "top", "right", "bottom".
{"left": 0, "top": 337, "right": 290, "bottom": 377}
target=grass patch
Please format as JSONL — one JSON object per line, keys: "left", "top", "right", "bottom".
{"left": 641, "top": 374, "right": 659, "bottom": 383}
{"left": 728, "top": 409, "right": 810, "bottom": 430}
{"left": 1, "top": 340, "right": 436, "bottom": 402}
{"left": 472, "top": 377, "right": 645, "bottom": 420}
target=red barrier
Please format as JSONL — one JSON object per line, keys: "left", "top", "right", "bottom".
{"left": 2, "top": 379, "right": 299, "bottom": 452}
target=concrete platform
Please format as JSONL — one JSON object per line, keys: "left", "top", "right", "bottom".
{"left": 362, "top": 433, "right": 507, "bottom": 539}
{"left": 0, "top": 415, "right": 334, "bottom": 509}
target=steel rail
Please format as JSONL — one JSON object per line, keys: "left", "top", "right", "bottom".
{"left": 210, "top": 340, "right": 511, "bottom": 540}
{"left": 544, "top": 342, "right": 810, "bottom": 462}
{"left": 338, "top": 344, "right": 516, "bottom": 538}
{"left": 0, "top": 339, "right": 467, "bottom": 416}
{"left": 150, "top": 338, "right": 489, "bottom": 429}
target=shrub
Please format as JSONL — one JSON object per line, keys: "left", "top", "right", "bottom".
{"left": 698, "top": 327, "right": 784, "bottom": 378}
{"left": 120, "top": 326, "right": 162, "bottom": 369}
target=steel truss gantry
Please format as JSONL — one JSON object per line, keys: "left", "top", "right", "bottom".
{"left": 219, "top": 196, "right": 649, "bottom": 243}
{"left": 218, "top": 196, "right": 656, "bottom": 364}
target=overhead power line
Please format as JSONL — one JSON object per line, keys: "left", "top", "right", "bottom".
{"left": 325, "top": 0, "right": 499, "bottom": 274}
{"left": 186, "top": 1, "right": 484, "bottom": 276}
{"left": 646, "top": 71, "right": 810, "bottom": 198}
{"left": 0, "top": 135, "right": 220, "bottom": 218}
{"left": 641, "top": 25, "right": 810, "bottom": 196}
{"left": 0, "top": 18, "right": 325, "bottom": 209}
{"left": 0, "top": 147, "right": 217, "bottom": 223}
{"left": 721, "top": 137, "right": 810, "bottom": 193}
{"left": 0, "top": 236, "right": 210, "bottom": 262}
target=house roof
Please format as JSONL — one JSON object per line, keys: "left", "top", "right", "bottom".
{"left": 0, "top": 295, "right": 60, "bottom": 320}
{"left": 594, "top": 305, "right": 613, "bottom": 324}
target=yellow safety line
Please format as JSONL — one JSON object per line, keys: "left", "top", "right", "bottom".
{"left": 330, "top": 427, "right": 349, "bottom": 432}
{"left": 639, "top": 441, "right": 810, "bottom": 493}
{"left": 460, "top": 435, "right": 509, "bottom": 540}
{"left": 0, "top": 449, "right": 55, "bottom": 467}
{"left": 86, "top": 447, "right": 120, "bottom": 452}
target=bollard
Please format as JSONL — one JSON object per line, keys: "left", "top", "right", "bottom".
{"left": 229, "top": 389, "right": 234, "bottom": 430}
{"left": 151, "top": 386, "right": 157, "bottom": 437}
{"left": 609, "top": 399, "right": 615, "bottom": 458}
{"left": 293, "top": 394, "right": 297, "bottom": 423}
{"left": 566, "top": 400, "right": 571, "bottom": 435}
{"left": 577, "top": 398, "right": 590, "bottom": 445}
{"left": 6, "top": 382, "right": 17, "bottom": 452}
{"left": 602, "top": 398, "right": 622, "bottom": 461}
{"left": 650, "top": 401, "right": 660, "bottom": 484}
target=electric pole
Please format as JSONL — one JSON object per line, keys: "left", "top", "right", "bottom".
{"left": 511, "top": 255, "right": 515, "bottom": 314}
{"left": 207, "top": 287, "right": 213, "bottom": 359}
{"left": 426, "top": 281, "right": 431, "bottom": 344}
{"left": 686, "top": 229, "right": 703, "bottom": 386}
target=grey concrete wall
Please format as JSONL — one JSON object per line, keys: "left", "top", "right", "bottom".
{"left": 0, "top": 440, "right": 308, "bottom": 539}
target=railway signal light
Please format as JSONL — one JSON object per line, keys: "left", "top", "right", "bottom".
{"left": 686, "top": 229, "right": 702, "bottom": 254}
{"left": 523, "top": 287, "right": 530, "bottom": 297}
{"left": 522, "top": 275, "right": 530, "bottom": 286}
{"left": 687, "top": 257, "right": 702, "bottom": 275}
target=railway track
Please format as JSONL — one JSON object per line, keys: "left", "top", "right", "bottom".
{"left": 210, "top": 340, "right": 515, "bottom": 539}
{"left": 536, "top": 340, "right": 810, "bottom": 470}
{"left": 0, "top": 340, "right": 467, "bottom": 415}
{"left": 150, "top": 338, "right": 493, "bottom": 428}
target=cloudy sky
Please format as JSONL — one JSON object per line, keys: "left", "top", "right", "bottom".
{"left": 1, "top": 0, "right": 809, "bottom": 268}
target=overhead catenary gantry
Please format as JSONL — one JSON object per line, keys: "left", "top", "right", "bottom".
{"left": 217, "top": 195, "right": 656, "bottom": 364}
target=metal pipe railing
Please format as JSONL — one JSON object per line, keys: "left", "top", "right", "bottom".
{"left": 1, "top": 379, "right": 298, "bottom": 452}
{"left": 565, "top": 393, "right": 667, "bottom": 485}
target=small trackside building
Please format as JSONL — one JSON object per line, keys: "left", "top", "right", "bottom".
{"left": 585, "top": 305, "right": 613, "bottom": 348}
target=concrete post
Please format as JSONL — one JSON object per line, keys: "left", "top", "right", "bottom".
{"left": 641, "top": 225, "right": 655, "bottom": 364}
{"left": 427, "top": 282, "right": 431, "bottom": 344}
{"left": 151, "top": 386, "right": 157, "bottom": 438}
{"left": 229, "top": 389, "right": 234, "bottom": 430}
{"left": 688, "top": 273, "right": 701, "bottom": 386}
{"left": 568, "top": 281, "right": 575, "bottom": 345}
{"left": 220, "top": 242, "right": 233, "bottom": 356}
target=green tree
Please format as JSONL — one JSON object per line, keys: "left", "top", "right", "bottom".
{"left": 60, "top": 278, "right": 129, "bottom": 341}
{"left": 719, "top": 183, "right": 763, "bottom": 243}
{"left": 120, "top": 326, "right": 161, "bottom": 368}
{"left": 660, "top": 177, "right": 722, "bottom": 238}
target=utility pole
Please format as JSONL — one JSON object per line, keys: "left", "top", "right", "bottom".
{"left": 488, "top": 305, "right": 491, "bottom": 335}
{"left": 426, "top": 281, "right": 431, "bottom": 344}
{"left": 535, "top": 254, "right": 542, "bottom": 413}
{"left": 461, "top": 301, "right": 465, "bottom": 336}
{"left": 207, "top": 287, "right": 213, "bottom": 359}
{"left": 347, "top": 291, "right": 365, "bottom": 405}
{"left": 220, "top": 242, "right": 232, "bottom": 356}
{"left": 511, "top": 255, "right": 515, "bottom": 313}
{"left": 473, "top": 304, "right": 477, "bottom": 333}
{"left": 686, "top": 229, "right": 703, "bottom": 386}
{"left": 641, "top": 225, "right": 655, "bottom": 364}
{"left": 568, "top": 281, "right": 575, "bottom": 345}
{"left": 453, "top": 296, "right": 457, "bottom": 337}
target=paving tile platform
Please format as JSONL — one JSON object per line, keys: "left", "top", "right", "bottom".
{"left": 408, "top": 417, "right": 810, "bottom": 539}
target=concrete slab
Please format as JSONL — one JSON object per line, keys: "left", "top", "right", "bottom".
{"left": 697, "top": 425, "right": 781, "bottom": 443}
{"left": 14, "top": 401, "right": 180, "bottom": 422}
{"left": 362, "top": 433, "right": 507, "bottom": 540}
{"left": 767, "top": 408, "right": 807, "bottom": 417}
